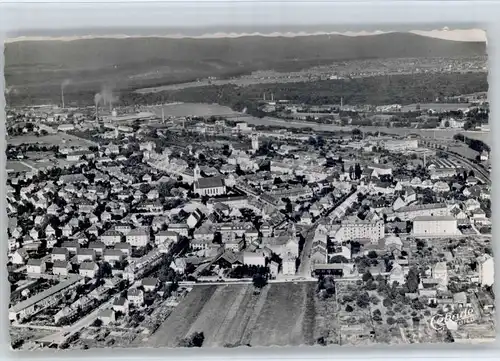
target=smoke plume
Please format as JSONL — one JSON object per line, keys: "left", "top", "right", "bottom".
{"left": 61, "top": 79, "right": 71, "bottom": 90}
{"left": 94, "top": 84, "right": 119, "bottom": 109}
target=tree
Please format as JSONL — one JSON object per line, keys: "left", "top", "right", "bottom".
{"left": 179, "top": 332, "right": 205, "bottom": 347}
{"left": 406, "top": 267, "right": 420, "bottom": 293}
{"left": 387, "top": 317, "right": 396, "bottom": 325}
{"left": 252, "top": 273, "right": 268, "bottom": 290}
{"left": 383, "top": 298, "right": 393, "bottom": 308}
{"left": 345, "top": 304, "right": 354, "bottom": 312}
{"left": 354, "top": 163, "right": 362, "bottom": 180}
{"left": 362, "top": 271, "right": 373, "bottom": 282}
{"left": 356, "top": 292, "right": 370, "bottom": 308}
{"left": 463, "top": 121, "right": 473, "bottom": 130}
{"left": 92, "top": 318, "right": 103, "bottom": 327}
{"left": 444, "top": 120, "right": 450, "bottom": 128}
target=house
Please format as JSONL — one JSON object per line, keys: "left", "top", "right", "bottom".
{"left": 112, "top": 297, "right": 129, "bottom": 314}
{"left": 127, "top": 288, "right": 144, "bottom": 306}
{"left": 389, "top": 263, "right": 406, "bottom": 285}
{"left": 100, "top": 229, "right": 123, "bottom": 246}
{"left": 42, "top": 223, "right": 56, "bottom": 238}
{"left": 167, "top": 223, "right": 189, "bottom": 237}
{"left": 75, "top": 248, "right": 95, "bottom": 263}
{"left": 147, "top": 189, "right": 159, "bottom": 200}
{"left": 11, "top": 248, "right": 28, "bottom": 265}
{"left": 432, "top": 262, "right": 449, "bottom": 287}
{"left": 60, "top": 241, "right": 79, "bottom": 255}
{"left": 282, "top": 253, "right": 296, "bottom": 275}
{"left": 114, "top": 242, "right": 132, "bottom": 256}
{"left": 26, "top": 259, "right": 46, "bottom": 275}
{"left": 464, "top": 199, "right": 481, "bottom": 212}
{"left": 126, "top": 228, "right": 150, "bottom": 247}
{"left": 242, "top": 251, "right": 266, "bottom": 267}
{"left": 214, "top": 251, "right": 243, "bottom": 269}
{"left": 244, "top": 227, "right": 259, "bottom": 242}
{"left": 29, "top": 228, "right": 39, "bottom": 241}
{"left": 88, "top": 241, "right": 106, "bottom": 255}
{"left": 79, "top": 261, "right": 99, "bottom": 278}
{"left": 103, "top": 249, "right": 123, "bottom": 264}
{"left": 51, "top": 247, "right": 69, "bottom": 262}
{"left": 261, "top": 235, "right": 299, "bottom": 258}
{"left": 191, "top": 238, "right": 212, "bottom": 251}
{"left": 141, "top": 277, "right": 158, "bottom": 292}
{"left": 98, "top": 309, "right": 116, "bottom": 325}
{"left": 114, "top": 223, "right": 132, "bottom": 235}
{"left": 52, "top": 260, "right": 71, "bottom": 276}
{"left": 62, "top": 224, "right": 73, "bottom": 237}
{"left": 224, "top": 237, "right": 244, "bottom": 252}
{"left": 170, "top": 258, "right": 187, "bottom": 273}
{"left": 187, "top": 209, "right": 204, "bottom": 229}
{"left": 269, "top": 261, "right": 279, "bottom": 278}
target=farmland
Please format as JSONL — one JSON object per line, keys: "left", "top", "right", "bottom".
{"left": 147, "top": 282, "right": 317, "bottom": 348}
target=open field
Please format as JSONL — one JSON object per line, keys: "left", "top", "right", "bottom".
{"left": 147, "top": 282, "right": 317, "bottom": 348}
{"left": 7, "top": 133, "right": 97, "bottom": 147}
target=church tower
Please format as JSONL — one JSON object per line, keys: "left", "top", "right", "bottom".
{"left": 251, "top": 134, "right": 259, "bottom": 151}
{"left": 194, "top": 164, "right": 201, "bottom": 182}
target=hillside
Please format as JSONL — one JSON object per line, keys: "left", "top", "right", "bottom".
{"left": 5, "top": 32, "right": 486, "bottom": 99}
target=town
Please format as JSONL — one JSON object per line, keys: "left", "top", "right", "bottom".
{"left": 6, "top": 94, "right": 494, "bottom": 350}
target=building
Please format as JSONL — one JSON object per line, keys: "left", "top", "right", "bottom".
{"left": 51, "top": 247, "right": 69, "bottom": 262}
{"left": 395, "top": 203, "right": 449, "bottom": 220}
{"left": 242, "top": 252, "right": 266, "bottom": 267}
{"left": 27, "top": 259, "right": 46, "bottom": 276}
{"left": 126, "top": 228, "right": 150, "bottom": 247}
{"left": 194, "top": 177, "right": 227, "bottom": 197}
{"left": 98, "top": 309, "right": 116, "bottom": 325}
{"left": 282, "top": 253, "right": 296, "bottom": 275}
{"left": 112, "top": 297, "right": 129, "bottom": 314}
{"left": 9, "top": 276, "right": 81, "bottom": 321}
{"left": 76, "top": 248, "right": 96, "bottom": 263}
{"left": 103, "top": 249, "right": 124, "bottom": 264}
{"left": 412, "top": 216, "right": 460, "bottom": 237}
{"left": 432, "top": 262, "right": 449, "bottom": 287}
{"left": 141, "top": 277, "right": 158, "bottom": 292}
{"left": 478, "top": 254, "right": 494, "bottom": 287}
{"left": 127, "top": 288, "right": 144, "bottom": 306}
{"left": 53, "top": 260, "right": 71, "bottom": 276}
{"left": 79, "top": 261, "right": 99, "bottom": 278}
{"left": 337, "top": 217, "right": 384, "bottom": 244}
{"left": 100, "top": 230, "right": 123, "bottom": 246}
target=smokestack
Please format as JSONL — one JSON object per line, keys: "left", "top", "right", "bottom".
{"left": 61, "top": 87, "right": 65, "bottom": 109}
{"left": 95, "top": 104, "right": 99, "bottom": 121}
{"left": 161, "top": 107, "right": 165, "bottom": 123}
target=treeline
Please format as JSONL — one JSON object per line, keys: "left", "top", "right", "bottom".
{"left": 7, "top": 72, "right": 488, "bottom": 110}
{"left": 453, "top": 134, "right": 490, "bottom": 153}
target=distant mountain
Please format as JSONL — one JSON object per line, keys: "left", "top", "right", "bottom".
{"left": 5, "top": 32, "right": 486, "bottom": 97}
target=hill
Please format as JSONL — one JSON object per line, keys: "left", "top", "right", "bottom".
{"left": 5, "top": 32, "right": 486, "bottom": 100}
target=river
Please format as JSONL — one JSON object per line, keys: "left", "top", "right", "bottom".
{"left": 148, "top": 103, "right": 491, "bottom": 145}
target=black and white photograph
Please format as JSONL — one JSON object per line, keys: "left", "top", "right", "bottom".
{"left": 3, "top": 4, "right": 494, "bottom": 351}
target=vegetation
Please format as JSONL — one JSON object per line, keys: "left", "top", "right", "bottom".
{"left": 179, "top": 331, "right": 205, "bottom": 347}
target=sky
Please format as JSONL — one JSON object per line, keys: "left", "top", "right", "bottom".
{"left": 0, "top": 1, "right": 488, "bottom": 42}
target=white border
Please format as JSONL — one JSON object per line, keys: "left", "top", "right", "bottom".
{"left": 0, "top": 0, "right": 499, "bottom": 360}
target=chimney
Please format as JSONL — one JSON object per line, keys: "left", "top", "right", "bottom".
{"left": 61, "top": 88, "right": 65, "bottom": 109}
{"left": 95, "top": 105, "right": 99, "bottom": 121}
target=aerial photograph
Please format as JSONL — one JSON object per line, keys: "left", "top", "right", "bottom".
{"left": 4, "top": 14, "right": 494, "bottom": 351}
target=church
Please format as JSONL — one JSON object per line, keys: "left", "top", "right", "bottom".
{"left": 193, "top": 165, "right": 227, "bottom": 197}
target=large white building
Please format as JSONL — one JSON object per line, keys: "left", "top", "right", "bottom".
{"left": 395, "top": 203, "right": 450, "bottom": 221}
{"left": 412, "top": 216, "right": 460, "bottom": 237}
{"left": 336, "top": 217, "right": 384, "bottom": 243}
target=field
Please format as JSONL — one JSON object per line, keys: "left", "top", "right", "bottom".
{"left": 7, "top": 133, "right": 97, "bottom": 147}
{"left": 147, "top": 282, "right": 317, "bottom": 348}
